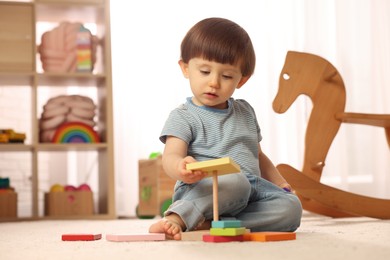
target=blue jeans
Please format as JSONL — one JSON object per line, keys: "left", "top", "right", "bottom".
{"left": 165, "top": 173, "right": 302, "bottom": 232}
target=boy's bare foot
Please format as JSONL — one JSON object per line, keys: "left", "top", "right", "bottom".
{"left": 149, "top": 214, "right": 185, "bottom": 240}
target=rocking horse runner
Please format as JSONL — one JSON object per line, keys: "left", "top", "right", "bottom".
{"left": 273, "top": 51, "right": 390, "bottom": 219}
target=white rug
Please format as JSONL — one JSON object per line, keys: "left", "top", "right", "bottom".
{"left": 1, "top": 211, "right": 389, "bottom": 260}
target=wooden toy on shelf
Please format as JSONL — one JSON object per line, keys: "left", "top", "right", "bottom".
{"left": 0, "top": 177, "right": 10, "bottom": 189}
{"left": 38, "top": 22, "right": 98, "bottom": 73}
{"left": 52, "top": 122, "right": 100, "bottom": 143}
{"left": 0, "top": 129, "right": 26, "bottom": 143}
{"left": 76, "top": 25, "right": 93, "bottom": 72}
{"left": 39, "top": 95, "right": 98, "bottom": 143}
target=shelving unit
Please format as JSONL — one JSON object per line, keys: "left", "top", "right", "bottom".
{"left": 0, "top": 0, "right": 115, "bottom": 220}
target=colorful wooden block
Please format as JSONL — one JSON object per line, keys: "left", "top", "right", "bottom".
{"left": 62, "top": 234, "right": 102, "bottom": 241}
{"left": 243, "top": 232, "right": 296, "bottom": 242}
{"left": 181, "top": 230, "right": 210, "bottom": 241}
{"left": 212, "top": 220, "right": 242, "bottom": 228}
{"left": 186, "top": 157, "right": 240, "bottom": 177}
{"left": 52, "top": 122, "right": 100, "bottom": 143}
{"left": 203, "top": 234, "right": 244, "bottom": 243}
{"left": 106, "top": 233, "right": 166, "bottom": 242}
{"left": 210, "top": 227, "right": 246, "bottom": 236}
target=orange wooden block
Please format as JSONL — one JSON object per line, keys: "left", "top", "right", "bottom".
{"left": 243, "top": 232, "right": 296, "bottom": 242}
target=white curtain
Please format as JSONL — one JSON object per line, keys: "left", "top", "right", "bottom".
{"left": 110, "top": 0, "right": 390, "bottom": 216}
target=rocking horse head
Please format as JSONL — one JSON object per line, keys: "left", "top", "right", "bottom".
{"left": 273, "top": 51, "right": 346, "bottom": 114}
{"left": 272, "top": 51, "right": 347, "bottom": 181}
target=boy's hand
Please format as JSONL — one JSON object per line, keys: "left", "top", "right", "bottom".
{"left": 178, "top": 156, "right": 207, "bottom": 184}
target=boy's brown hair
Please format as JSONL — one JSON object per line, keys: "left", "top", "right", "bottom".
{"left": 180, "top": 17, "right": 256, "bottom": 77}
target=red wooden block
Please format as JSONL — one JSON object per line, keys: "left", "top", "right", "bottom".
{"left": 62, "top": 233, "right": 102, "bottom": 241}
{"left": 203, "top": 234, "right": 244, "bottom": 243}
{"left": 243, "top": 232, "right": 296, "bottom": 242}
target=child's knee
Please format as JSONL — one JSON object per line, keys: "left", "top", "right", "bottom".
{"left": 219, "top": 174, "right": 251, "bottom": 199}
{"left": 281, "top": 195, "right": 303, "bottom": 231}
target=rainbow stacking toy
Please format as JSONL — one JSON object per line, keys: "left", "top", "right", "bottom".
{"left": 52, "top": 122, "right": 99, "bottom": 143}
{"left": 186, "top": 158, "right": 296, "bottom": 243}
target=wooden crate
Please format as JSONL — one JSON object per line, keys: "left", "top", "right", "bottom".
{"left": 44, "top": 191, "right": 94, "bottom": 216}
{"left": 0, "top": 190, "right": 18, "bottom": 218}
{"left": 138, "top": 156, "right": 176, "bottom": 217}
{"left": 0, "top": 191, "right": 17, "bottom": 218}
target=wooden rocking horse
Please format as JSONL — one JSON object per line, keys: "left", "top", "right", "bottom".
{"left": 273, "top": 51, "right": 390, "bottom": 219}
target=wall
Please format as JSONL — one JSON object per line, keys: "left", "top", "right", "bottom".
{"left": 110, "top": 0, "right": 390, "bottom": 216}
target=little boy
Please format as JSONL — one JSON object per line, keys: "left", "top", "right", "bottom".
{"left": 149, "top": 17, "right": 302, "bottom": 240}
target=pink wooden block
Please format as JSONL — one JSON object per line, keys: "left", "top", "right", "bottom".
{"left": 106, "top": 233, "right": 166, "bottom": 242}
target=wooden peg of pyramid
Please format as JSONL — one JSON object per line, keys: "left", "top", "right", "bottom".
{"left": 186, "top": 157, "right": 240, "bottom": 221}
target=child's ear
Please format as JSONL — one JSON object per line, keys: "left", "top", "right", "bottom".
{"left": 178, "top": 60, "right": 189, "bottom": 78}
{"left": 236, "top": 76, "right": 250, "bottom": 89}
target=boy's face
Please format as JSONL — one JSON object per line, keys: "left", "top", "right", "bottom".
{"left": 179, "top": 57, "right": 249, "bottom": 109}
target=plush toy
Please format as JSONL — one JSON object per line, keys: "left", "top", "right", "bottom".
{"left": 38, "top": 22, "right": 98, "bottom": 73}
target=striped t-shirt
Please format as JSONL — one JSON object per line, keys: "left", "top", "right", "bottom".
{"left": 160, "top": 97, "right": 262, "bottom": 177}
